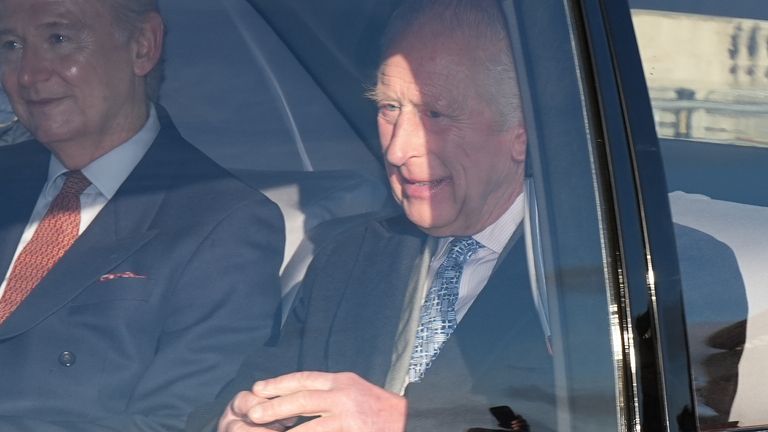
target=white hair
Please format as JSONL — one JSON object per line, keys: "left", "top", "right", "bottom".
{"left": 381, "top": 0, "right": 522, "bottom": 129}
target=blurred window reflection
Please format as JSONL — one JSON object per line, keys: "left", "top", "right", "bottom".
{"left": 631, "top": 3, "right": 768, "bottom": 430}
{"left": 0, "top": 86, "right": 30, "bottom": 146}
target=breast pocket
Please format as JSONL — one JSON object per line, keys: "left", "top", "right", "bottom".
{"left": 69, "top": 277, "right": 154, "bottom": 305}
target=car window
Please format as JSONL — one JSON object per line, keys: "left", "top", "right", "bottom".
{"left": 3, "top": 0, "right": 722, "bottom": 430}
{"left": 630, "top": 1, "right": 768, "bottom": 430}
{"left": 168, "top": 0, "right": 628, "bottom": 429}
{"left": 0, "top": 85, "right": 30, "bottom": 146}
{"left": 496, "top": 3, "right": 623, "bottom": 429}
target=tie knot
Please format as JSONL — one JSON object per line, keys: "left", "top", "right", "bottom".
{"left": 60, "top": 171, "right": 91, "bottom": 196}
{"left": 445, "top": 237, "right": 482, "bottom": 265}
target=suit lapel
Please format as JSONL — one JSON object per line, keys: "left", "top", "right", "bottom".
{"left": 0, "top": 117, "right": 184, "bottom": 338}
{"left": 405, "top": 236, "right": 556, "bottom": 430}
{"left": 0, "top": 228, "right": 158, "bottom": 339}
{"left": 442, "top": 235, "right": 550, "bottom": 372}
{"left": 327, "top": 221, "right": 427, "bottom": 386}
{"left": 383, "top": 236, "right": 436, "bottom": 393}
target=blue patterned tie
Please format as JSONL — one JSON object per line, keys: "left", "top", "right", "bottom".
{"left": 408, "top": 237, "right": 482, "bottom": 383}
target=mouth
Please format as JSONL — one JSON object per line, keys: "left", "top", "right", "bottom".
{"left": 23, "top": 96, "right": 67, "bottom": 109}
{"left": 399, "top": 175, "right": 452, "bottom": 197}
{"left": 409, "top": 178, "right": 449, "bottom": 187}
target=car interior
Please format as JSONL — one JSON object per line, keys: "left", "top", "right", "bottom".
{"left": 2, "top": 0, "right": 767, "bottom": 429}
{"left": 158, "top": 0, "right": 399, "bottom": 300}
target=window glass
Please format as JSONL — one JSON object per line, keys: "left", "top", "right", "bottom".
{"left": 630, "top": 2, "right": 768, "bottom": 429}
{"left": 0, "top": 85, "right": 30, "bottom": 146}
{"left": 0, "top": 0, "right": 626, "bottom": 429}
{"left": 171, "top": 0, "right": 625, "bottom": 429}
{"left": 499, "top": 3, "right": 623, "bottom": 429}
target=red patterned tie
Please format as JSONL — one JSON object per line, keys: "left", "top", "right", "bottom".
{"left": 0, "top": 171, "right": 91, "bottom": 324}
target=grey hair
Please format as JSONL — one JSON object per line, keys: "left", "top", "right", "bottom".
{"left": 381, "top": 0, "right": 522, "bottom": 129}
{"left": 105, "top": 0, "right": 164, "bottom": 102}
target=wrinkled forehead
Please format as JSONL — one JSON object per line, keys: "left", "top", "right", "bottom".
{"left": 376, "top": 51, "right": 472, "bottom": 99}
{"left": 0, "top": 0, "right": 109, "bottom": 30}
{"left": 386, "top": 21, "right": 490, "bottom": 78}
{"left": 376, "top": 30, "right": 486, "bottom": 97}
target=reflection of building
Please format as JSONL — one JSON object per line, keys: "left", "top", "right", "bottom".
{"left": 632, "top": 10, "right": 768, "bottom": 146}
{"left": 634, "top": 11, "right": 768, "bottom": 427}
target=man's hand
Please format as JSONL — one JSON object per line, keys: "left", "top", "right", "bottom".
{"left": 218, "top": 371, "right": 407, "bottom": 432}
{"left": 218, "top": 390, "right": 295, "bottom": 432}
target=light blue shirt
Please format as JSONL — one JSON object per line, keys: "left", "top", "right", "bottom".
{"left": 0, "top": 105, "right": 160, "bottom": 298}
{"left": 430, "top": 193, "right": 525, "bottom": 321}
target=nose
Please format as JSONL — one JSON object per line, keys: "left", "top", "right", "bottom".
{"left": 383, "top": 110, "right": 426, "bottom": 167}
{"left": 16, "top": 45, "right": 52, "bottom": 88}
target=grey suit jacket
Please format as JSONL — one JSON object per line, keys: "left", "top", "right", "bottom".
{"left": 190, "top": 214, "right": 556, "bottom": 431}
{"left": 0, "top": 108, "right": 285, "bottom": 432}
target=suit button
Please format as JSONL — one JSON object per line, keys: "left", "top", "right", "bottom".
{"left": 58, "top": 351, "right": 76, "bottom": 367}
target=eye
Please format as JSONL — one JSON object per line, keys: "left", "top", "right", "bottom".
{"left": 0, "top": 38, "right": 21, "bottom": 51}
{"left": 378, "top": 102, "right": 401, "bottom": 122}
{"left": 380, "top": 102, "right": 400, "bottom": 112}
{"left": 426, "top": 110, "right": 443, "bottom": 119}
{"left": 48, "top": 33, "right": 67, "bottom": 44}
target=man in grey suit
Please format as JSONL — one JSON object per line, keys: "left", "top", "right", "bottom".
{"left": 207, "top": 1, "right": 556, "bottom": 431}
{"left": 0, "top": 0, "right": 284, "bottom": 430}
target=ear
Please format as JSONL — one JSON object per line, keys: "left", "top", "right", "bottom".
{"left": 505, "top": 124, "right": 527, "bottom": 162}
{"left": 131, "top": 12, "right": 164, "bottom": 77}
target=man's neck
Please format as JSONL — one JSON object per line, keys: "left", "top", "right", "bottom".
{"left": 45, "top": 103, "right": 150, "bottom": 170}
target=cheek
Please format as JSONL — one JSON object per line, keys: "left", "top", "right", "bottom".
{"left": 63, "top": 64, "right": 80, "bottom": 78}
{"left": 386, "top": 166, "right": 403, "bottom": 197}
{"left": 448, "top": 154, "right": 491, "bottom": 199}
{"left": 377, "top": 121, "right": 393, "bottom": 150}
{"left": 0, "top": 72, "right": 13, "bottom": 94}
{"left": 56, "top": 54, "right": 91, "bottom": 85}
{"left": 1, "top": 76, "right": 23, "bottom": 112}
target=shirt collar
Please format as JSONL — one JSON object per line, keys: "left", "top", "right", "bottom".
{"left": 435, "top": 191, "right": 526, "bottom": 256}
{"left": 473, "top": 192, "right": 525, "bottom": 254}
{"left": 46, "top": 104, "right": 160, "bottom": 199}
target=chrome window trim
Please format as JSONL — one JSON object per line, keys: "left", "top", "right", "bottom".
{"left": 503, "top": 0, "right": 624, "bottom": 430}
{"left": 559, "top": 0, "right": 631, "bottom": 429}
{"left": 578, "top": 0, "right": 697, "bottom": 430}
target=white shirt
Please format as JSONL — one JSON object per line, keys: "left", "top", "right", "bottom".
{"left": 427, "top": 193, "right": 525, "bottom": 321}
{"left": 392, "top": 194, "right": 527, "bottom": 391}
{"left": 0, "top": 105, "right": 160, "bottom": 298}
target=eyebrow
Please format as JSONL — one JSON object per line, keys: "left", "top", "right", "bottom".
{"left": 365, "top": 87, "right": 388, "bottom": 103}
{"left": 39, "top": 20, "right": 83, "bottom": 32}
{"left": 0, "top": 19, "right": 82, "bottom": 38}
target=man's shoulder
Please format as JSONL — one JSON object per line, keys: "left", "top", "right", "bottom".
{"left": 0, "top": 141, "right": 49, "bottom": 191}
{"left": 294, "top": 212, "right": 428, "bottom": 294}
{"left": 149, "top": 110, "right": 231, "bottom": 179}
{"left": 0, "top": 140, "right": 47, "bottom": 165}
{"left": 115, "top": 122, "right": 281, "bottom": 241}
{"left": 144, "top": 111, "right": 275, "bottom": 207}
{"left": 312, "top": 211, "right": 424, "bottom": 253}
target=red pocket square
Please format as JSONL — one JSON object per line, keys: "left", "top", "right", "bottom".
{"left": 99, "top": 272, "right": 147, "bottom": 282}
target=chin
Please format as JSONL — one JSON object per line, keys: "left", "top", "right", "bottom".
{"left": 29, "top": 131, "right": 67, "bottom": 146}
{"left": 29, "top": 122, "right": 78, "bottom": 145}
{"left": 404, "top": 210, "right": 455, "bottom": 237}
